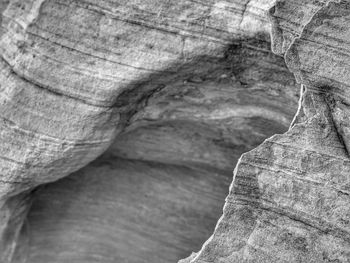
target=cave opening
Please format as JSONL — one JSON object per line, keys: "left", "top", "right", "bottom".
{"left": 15, "top": 39, "right": 300, "bottom": 263}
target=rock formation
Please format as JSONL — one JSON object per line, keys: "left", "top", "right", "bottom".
{"left": 0, "top": 0, "right": 348, "bottom": 262}
{"left": 14, "top": 39, "right": 298, "bottom": 262}
{"left": 181, "top": 0, "right": 350, "bottom": 262}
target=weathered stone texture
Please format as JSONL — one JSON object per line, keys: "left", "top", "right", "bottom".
{"left": 0, "top": 0, "right": 278, "bottom": 199}
{"left": 14, "top": 38, "right": 299, "bottom": 262}
{"left": 1, "top": 0, "right": 349, "bottom": 263}
{"left": 0, "top": 0, "right": 295, "bottom": 261}
{"left": 183, "top": 1, "right": 350, "bottom": 262}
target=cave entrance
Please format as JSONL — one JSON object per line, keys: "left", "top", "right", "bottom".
{"left": 18, "top": 40, "right": 299, "bottom": 263}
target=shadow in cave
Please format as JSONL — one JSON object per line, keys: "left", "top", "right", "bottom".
{"left": 13, "top": 35, "right": 299, "bottom": 263}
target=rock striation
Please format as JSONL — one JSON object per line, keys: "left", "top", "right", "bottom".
{"left": 0, "top": 0, "right": 349, "bottom": 263}
{"left": 181, "top": 0, "right": 350, "bottom": 262}
{"left": 0, "top": 0, "right": 297, "bottom": 261}
{"left": 14, "top": 39, "right": 299, "bottom": 262}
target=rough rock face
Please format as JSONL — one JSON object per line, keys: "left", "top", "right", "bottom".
{"left": 0, "top": 0, "right": 278, "bottom": 197}
{"left": 0, "top": 0, "right": 348, "bottom": 263}
{"left": 14, "top": 42, "right": 298, "bottom": 262}
{"left": 0, "top": 0, "right": 298, "bottom": 262}
{"left": 181, "top": 1, "right": 350, "bottom": 262}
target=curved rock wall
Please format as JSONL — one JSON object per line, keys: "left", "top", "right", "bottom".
{"left": 0, "top": 0, "right": 282, "bottom": 261}
{"left": 0, "top": 0, "right": 279, "bottom": 196}
{"left": 0, "top": 0, "right": 348, "bottom": 262}
{"left": 15, "top": 39, "right": 299, "bottom": 262}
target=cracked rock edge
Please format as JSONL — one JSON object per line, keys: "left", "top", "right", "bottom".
{"left": 182, "top": 1, "right": 350, "bottom": 262}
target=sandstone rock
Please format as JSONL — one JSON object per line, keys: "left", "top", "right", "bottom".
{"left": 1, "top": 0, "right": 349, "bottom": 262}
{"left": 184, "top": 1, "right": 350, "bottom": 262}
{"left": 0, "top": 0, "right": 288, "bottom": 261}
{"left": 16, "top": 40, "right": 299, "bottom": 261}
{"left": 0, "top": 0, "right": 276, "bottom": 199}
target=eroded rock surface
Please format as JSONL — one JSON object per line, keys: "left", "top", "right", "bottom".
{"left": 17, "top": 44, "right": 298, "bottom": 262}
{"left": 182, "top": 1, "right": 350, "bottom": 262}
{"left": 0, "top": 0, "right": 348, "bottom": 262}
{"left": 0, "top": 0, "right": 298, "bottom": 261}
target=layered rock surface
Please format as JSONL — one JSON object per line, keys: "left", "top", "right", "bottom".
{"left": 182, "top": 0, "right": 350, "bottom": 262}
{"left": 0, "top": 0, "right": 297, "bottom": 262}
{"left": 15, "top": 42, "right": 298, "bottom": 262}
{"left": 0, "top": 0, "right": 348, "bottom": 263}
